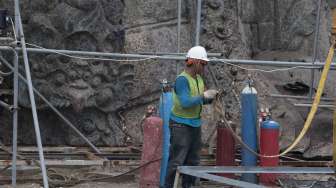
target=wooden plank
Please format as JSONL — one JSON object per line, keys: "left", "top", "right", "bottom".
{"left": 14, "top": 146, "right": 139, "bottom": 153}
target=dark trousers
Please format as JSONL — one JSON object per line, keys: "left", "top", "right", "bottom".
{"left": 164, "top": 121, "right": 202, "bottom": 188}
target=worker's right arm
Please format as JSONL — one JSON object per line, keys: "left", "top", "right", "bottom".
{"left": 174, "top": 76, "right": 203, "bottom": 108}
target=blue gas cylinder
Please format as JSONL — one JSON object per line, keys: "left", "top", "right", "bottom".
{"left": 159, "top": 92, "right": 173, "bottom": 187}
{"left": 241, "top": 85, "right": 258, "bottom": 183}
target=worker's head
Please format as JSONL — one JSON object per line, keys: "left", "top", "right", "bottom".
{"left": 185, "top": 46, "right": 209, "bottom": 75}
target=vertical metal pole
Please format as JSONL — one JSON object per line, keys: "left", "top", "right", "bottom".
{"left": 309, "top": 0, "right": 322, "bottom": 98}
{"left": 195, "top": 0, "right": 202, "bottom": 46}
{"left": 14, "top": 6, "right": 19, "bottom": 41}
{"left": 14, "top": 1, "right": 49, "bottom": 187}
{"left": 11, "top": 48, "right": 18, "bottom": 187}
{"left": 177, "top": 0, "right": 182, "bottom": 53}
{"left": 176, "top": 0, "right": 182, "bottom": 75}
{"left": 333, "top": 100, "right": 336, "bottom": 170}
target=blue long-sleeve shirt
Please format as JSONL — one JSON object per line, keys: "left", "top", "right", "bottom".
{"left": 170, "top": 76, "right": 203, "bottom": 127}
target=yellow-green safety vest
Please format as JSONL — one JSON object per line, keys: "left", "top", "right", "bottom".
{"left": 172, "top": 71, "right": 205, "bottom": 119}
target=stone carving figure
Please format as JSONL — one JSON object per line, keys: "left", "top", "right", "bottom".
{"left": 17, "top": 0, "right": 134, "bottom": 146}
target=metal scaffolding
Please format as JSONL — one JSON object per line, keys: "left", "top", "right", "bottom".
{"left": 177, "top": 0, "right": 182, "bottom": 52}
{"left": 0, "top": 47, "right": 19, "bottom": 188}
{"left": 174, "top": 166, "right": 335, "bottom": 188}
{"left": 0, "top": 1, "right": 334, "bottom": 187}
{"left": 14, "top": 0, "right": 48, "bottom": 187}
{"left": 309, "top": 0, "right": 323, "bottom": 98}
{"left": 0, "top": 46, "right": 334, "bottom": 68}
{"left": 195, "top": 0, "right": 202, "bottom": 45}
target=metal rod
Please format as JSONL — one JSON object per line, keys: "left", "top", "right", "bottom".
{"left": 0, "top": 53, "right": 101, "bottom": 154}
{"left": 0, "top": 46, "right": 334, "bottom": 69}
{"left": 269, "top": 94, "right": 335, "bottom": 102}
{"left": 221, "top": 58, "right": 334, "bottom": 68}
{"left": 177, "top": 0, "right": 182, "bottom": 53}
{"left": 138, "top": 52, "right": 223, "bottom": 57}
{"left": 309, "top": 0, "right": 323, "bottom": 98}
{"left": 14, "top": 5, "right": 19, "bottom": 41}
{"left": 0, "top": 100, "right": 12, "bottom": 111}
{"left": 294, "top": 103, "right": 334, "bottom": 108}
{"left": 195, "top": 0, "right": 202, "bottom": 45}
{"left": 11, "top": 47, "right": 18, "bottom": 187}
{"left": 179, "top": 171, "right": 265, "bottom": 188}
{"left": 178, "top": 166, "right": 335, "bottom": 174}
{"left": 0, "top": 46, "right": 186, "bottom": 60}
{"left": 14, "top": 1, "right": 49, "bottom": 187}
{"left": 176, "top": 0, "right": 182, "bottom": 76}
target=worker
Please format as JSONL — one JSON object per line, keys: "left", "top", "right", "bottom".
{"left": 164, "top": 46, "right": 218, "bottom": 188}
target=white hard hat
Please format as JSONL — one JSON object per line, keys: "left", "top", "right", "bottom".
{"left": 186, "top": 46, "right": 209, "bottom": 62}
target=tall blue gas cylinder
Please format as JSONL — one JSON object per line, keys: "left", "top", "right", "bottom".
{"left": 241, "top": 85, "right": 258, "bottom": 183}
{"left": 159, "top": 91, "right": 173, "bottom": 187}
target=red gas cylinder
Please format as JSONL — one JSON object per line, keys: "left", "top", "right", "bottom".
{"left": 259, "top": 120, "right": 280, "bottom": 185}
{"left": 216, "top": 125, "right": 236, "bottom": 178}
{"left": 139, "top": 116, "right": 163, "bottom": 188}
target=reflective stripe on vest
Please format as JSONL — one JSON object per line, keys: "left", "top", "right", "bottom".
{"left": 172, "top": 71, "right": 204, "bottom": 119}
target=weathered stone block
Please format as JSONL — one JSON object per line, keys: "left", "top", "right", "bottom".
{"left": 255, "top": 0, "right": 274, "bottom": 22}
{"left": 240, "top": 0, "right": 257, "bottom": 23}
{"left": 258, "top": 22, "right": 274, "bottom": 50}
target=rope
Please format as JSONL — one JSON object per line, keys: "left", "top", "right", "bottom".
{"left": 24, "top": 42, "right": 159, "bottom": 62}
{"left": 212, "top": 43, "right": 335, "bottom": 158}
{"left": 213, "top": 92, "right": 303, "bottom": 161}
{"left": 213, "top": 58, "right": 314, "bottom": 73}
{"left": 79, "top": 158, "right": 161, "bottom": 183}
{"left": 278, "top": 44, "right": 335, "bottom": 156}
{"left": 0, "top": 69, "right": 13, "bottom": 76}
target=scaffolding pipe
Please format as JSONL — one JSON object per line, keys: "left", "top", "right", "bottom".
{"left": 195, "top": 0, "right": 202, "bottom": 45}
{"left": 0, "top": 46, "right": 334, "bottom": 69}
{"left": 294, "top": 103, "right": 334, "bottom": 108}
{"left": 10, "top": 47, "right": 18, "bottom": 187}
{"left": 309, "top": 0, "right": 323, "bottom": 98}
{"left": 269, "top": 94, "right": 334, "bottom": 101}
{"left": 138, "top": 52, "right": 223, "bottom": 57}
{"left": 0, "top": 100, "right": 12, "bottom": 111}
{"left": 175, "top": 171, "right": 264, "bottom": 188}
{"left": 222, "top": 59, "right": 334, "bottom": 68}
{"left": 0, "top": 53, "right": 101, "bottom": 155}
{"left": 178, "top": 166, "right": 335, "bottom": 174}
{"left": 14, "top": 1, "right": 49, "bottom": 186}
{"left": 177, "top": 0, "right": 182, "bottom": 53}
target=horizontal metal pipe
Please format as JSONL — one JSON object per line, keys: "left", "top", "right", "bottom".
{"left": 294, "top": 103, "right": 334, "bottom": 108}
{"left": 180, "top": 170, "right": 264, "bottom": 188}
{"left": 0, "top": 46, "right": 335, "bottom": 69}
{"left": 269, "top": 94, "right": 335, "bottom": 101}
{"left": 178, "top": 166, "right": 335, "bottom": 174}
{"left": 222, "top": 58, "right": 336, "bottom": 68}
{"left": 138, "top": 52, "right": 223, "bottom": 57}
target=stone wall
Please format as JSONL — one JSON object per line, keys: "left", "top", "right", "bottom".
{"left": 0, "top": 0, "right": 334, "bottom": 157}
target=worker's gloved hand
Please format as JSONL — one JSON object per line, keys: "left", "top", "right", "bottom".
{"left": 203, "top": 89, "right": 219, "bottom": 100}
